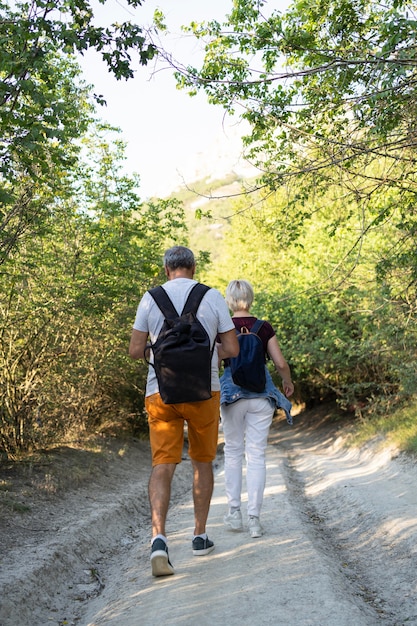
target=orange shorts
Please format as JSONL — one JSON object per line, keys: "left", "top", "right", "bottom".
{"left": 145, "top": 391, "right": 220, "bottom": 466}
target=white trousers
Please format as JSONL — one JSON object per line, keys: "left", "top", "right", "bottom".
{"left": 221, "top": 397, "right": 274, "bottom": 518}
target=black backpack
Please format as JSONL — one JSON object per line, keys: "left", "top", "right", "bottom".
{"left": 146, "top": 283, "right": 213, "bottom": 404}
{"left": 229, "top": 319, "right": 266, "bottom": 392}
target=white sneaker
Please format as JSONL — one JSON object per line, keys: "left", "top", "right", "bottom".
{"left": 248, "top": 516, "right": 263, "bottom": 538}
{"left": 223, "top": 509, "right": 243, "bottom": 532}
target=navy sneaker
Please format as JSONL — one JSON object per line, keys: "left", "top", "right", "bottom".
{"left": 192, "top": 536, "right": 215, "bottom": 556}
{"left": 150, "top": 538, "right": 175, "bottom": 577}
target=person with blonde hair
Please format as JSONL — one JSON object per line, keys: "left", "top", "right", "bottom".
{"left": 217, "top": 279, "right": 294, "bottom": 538}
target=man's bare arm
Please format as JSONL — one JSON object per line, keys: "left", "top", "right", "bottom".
{"left": 129, "top": 329, "right": 149, "bottom": 360}
{"left": 217, "top": 329, "right": 239, "bottom": 361}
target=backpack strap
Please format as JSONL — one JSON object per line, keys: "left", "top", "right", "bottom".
{"left": 181, "top": 283, "right": 211, "bottom": 315}
{"left": 148, "top": 283, "right": 211, "bottom": 319}
{"left": 251, "top": 318, "right": 267, "bottom": 361}
{"left": 148, "top": 286, "right": 178, "bottom": 319}
{"left": 250, "top": 319, "right": 265, "bottom": 336}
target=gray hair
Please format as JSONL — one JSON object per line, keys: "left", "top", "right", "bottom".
{"left": 225, "top": 279, "right": 254, "bottom": 312}
{"left": 163, "top": 246, "right": 195, "bottom": 270}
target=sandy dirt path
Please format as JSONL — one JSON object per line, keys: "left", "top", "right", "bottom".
{"left": 79, "top": 442, "right": 383, "bottom": 626}
{"left": 1, "top": 408, "right": 417, "bottom": 626}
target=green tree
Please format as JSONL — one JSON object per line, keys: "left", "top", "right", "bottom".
{"left": 0, "top": 125, "right": 188, "bottom": 458}
{"left": 171, "top": 0, "right": 417, "bottom": 413}
{"left": 201, "top": 172, "right": 417, "bottom": 412}
{"left": 0, "top": 0, "right": 158, "bottom": 261}
{"left": 175, "top": 0, "right": 417, "bottom": 293}
{"left": 177, "top": 0, "right": 417, "bottom": 186}
{"left": 0, "top": 50, "right": 93, "bottom": 262}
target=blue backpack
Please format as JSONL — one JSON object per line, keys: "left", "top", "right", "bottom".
{"left": 230, "top": 319, "right": 266, "bottom": 392}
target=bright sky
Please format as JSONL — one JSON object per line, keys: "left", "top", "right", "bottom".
{"left": 78, "top": 0, "right": 286, "bottom": 199}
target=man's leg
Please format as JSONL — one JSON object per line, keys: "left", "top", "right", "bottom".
{"left": 145, "top": 394, "right": 185, "bottom": 576}
{"left": 192, "top": 459, "right": 214, "bottom": 536}
{"left": 149, "top": 462, "right": 176, "bottom": 576}
{"left": 191, "top": 459, "right": 215, "bottom": 555}
{"left": 185, "top": 393, "right": 219, "bottom": 556}
{"left": 148, "top": 462, "right": 176, "bottom": 537}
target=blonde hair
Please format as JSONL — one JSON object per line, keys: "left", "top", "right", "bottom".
{"left": 225, "top": 280, "right": 254, "bottom": 312}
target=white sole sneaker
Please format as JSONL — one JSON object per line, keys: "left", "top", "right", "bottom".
{"left": 150, "top": 539, "right": 175, "bottom": 577}
{"left": 223, "top": 511, "right": 243, "bottom": 532}
{"left": 151, "top": 550, "right": 175, "bottom": 576}
{"left": 248, "top": 516, "right": 263, "bottom": 538}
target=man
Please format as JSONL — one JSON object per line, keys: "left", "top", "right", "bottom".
{"left": 129, "top": 246, "right": 239, "bottom": 577}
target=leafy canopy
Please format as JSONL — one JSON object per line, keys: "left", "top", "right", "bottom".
{"left": 0, "top": 0, "right": 159, "bottom": 262}
{"left": 176, "top": 0, "right": 417, "bottom": 195}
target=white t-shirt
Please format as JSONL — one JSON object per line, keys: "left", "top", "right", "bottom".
{"left": 133, "top": 278, "right": 235, "bottom": 396}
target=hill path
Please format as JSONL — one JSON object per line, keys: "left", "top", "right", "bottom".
{"left": 1, "top": 406, "right": 417, "bottom": 625}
